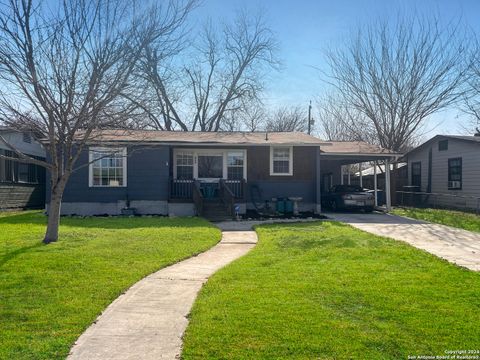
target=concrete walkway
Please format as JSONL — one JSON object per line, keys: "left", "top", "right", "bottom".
{"left": 327, "top": 212, "right": 480, "bottom": 271}
{"left": 68, "top": 229, "right": 257, "bottom": 360}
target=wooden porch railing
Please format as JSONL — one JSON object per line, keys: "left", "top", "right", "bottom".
{"left": 219, "top": 179, "right": 235, "bottom": 217}
{"left": 169, "top": 179, "right": 194, "bottom": 199}
{"left": 192, "top": 180, "right": 204, "bottom": 216}
{"left": 224, "top": 179, "right": 246, "bottom": 199}
{"left": 169, "top": 178, "right": 245, "bottom": 200}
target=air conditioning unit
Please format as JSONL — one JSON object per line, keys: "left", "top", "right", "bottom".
{"left": 448, "top": 181, "right": 461, "bottom": 189}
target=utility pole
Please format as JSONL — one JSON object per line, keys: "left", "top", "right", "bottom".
{"left": 307, "top": 100, "right": 312, "bottom": 134}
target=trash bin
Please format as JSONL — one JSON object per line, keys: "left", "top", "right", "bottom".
{"left": 285, "top": 199, "right": 294, "bottom": 214}
{"left": 276, "top": 197, "right": 285, "bottom": 213}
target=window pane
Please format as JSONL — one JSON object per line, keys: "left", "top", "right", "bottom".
{"left": 177, "top": 166, "right": 193, "bottom": 180}
{"left": 18, "top": 163, "right": 29, "bottom": 182}
{"left": 227, "top": 167, "right": 243, "bottom": 180}
{"left": 273, "top": 148, "right": 290, "bottom": 160}
{"left": 177, "top": 153, "right": 193, "bottom": 166}
{"left": 198, "top": 155, "right": 223, "bottom": 178}
{"left": 273, "top": 160, "right": 289, "bottom": 174}
{"left": 227, "top": 152, "right": 244, "bottom": 166}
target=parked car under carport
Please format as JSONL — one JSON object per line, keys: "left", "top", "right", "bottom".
{"left": 321, "top": 185, "right": 375, "bottom": 212}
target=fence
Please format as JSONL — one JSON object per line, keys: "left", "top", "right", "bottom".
{"left": 396, "top": 191, "right": 480, "bottom": 214}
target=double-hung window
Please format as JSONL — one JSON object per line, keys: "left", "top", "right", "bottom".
{"left": 270, "top": 146, "right": 293, "bottom": 176}
{"left": 411, "top": 162, "right": 421, "bottom": 189}
{"left": 227, "top": 151, "right": 245, "bottom": 180}
{"left": 175, "top": 152, "right": 194, "bottom": 180}
{"left": 448, "top": 158, "right": 462, "bottom": 190}
{"left": 89, "top": 148, "right": 126, "bottom": 187}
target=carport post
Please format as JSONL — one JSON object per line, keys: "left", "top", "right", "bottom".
{"left": 340, "top": 165, "right": 344, "bottom": 185}
{"left": 373, "top": 161, "right": 378, "bottom": 207}
{"left": 385, "top": 158, "right": 392, "bottom": 211}
{"left": 347, "top": 166, "right": 351, "bottom": 185}
{"left": 359, "top": 162, "right": 363, "bottom": 187}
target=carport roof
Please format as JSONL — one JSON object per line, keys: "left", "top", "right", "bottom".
{"left": 320, "top": 141, "right": 397, "bottom": 156}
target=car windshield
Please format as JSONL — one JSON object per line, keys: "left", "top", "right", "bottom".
{"left": 334, "top": 185, "right": 363, "bottom": 192}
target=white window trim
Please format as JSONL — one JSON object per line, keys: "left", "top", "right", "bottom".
{"left": 88, "top": 147, "right": 127, "bottom": 187}
{"left": 173, "top": 148, "right": 247, "bottom": 181}
{"left": 270, "top": 146, "right": 293, "bottom": 176}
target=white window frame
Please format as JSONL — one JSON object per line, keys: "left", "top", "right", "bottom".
{"left": 173, "top": 148, "right": 247, "bottom": 181}
{"left": 270, "top": 146, "right": 293, "bottom": 176}
{"left": 88, "top": 147, "right": 127, "bottom": 187}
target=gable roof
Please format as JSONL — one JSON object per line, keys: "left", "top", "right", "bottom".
{"left": 403, "top": 134, "right": 480, "bottom": 158}
{"left": 85, "top": 129, "right": 328, "bottom": 146}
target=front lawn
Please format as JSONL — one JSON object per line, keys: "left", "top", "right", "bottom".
{"left": 183, "top": 221, "right": 480, "bottom": 359}
{"left": 393, "top": 207, "right": 480, "bottom": 233}
{"left": 0, "top": 211, "right": 220, "bottom": 360}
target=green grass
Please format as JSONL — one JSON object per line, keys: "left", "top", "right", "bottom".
{"left": 183, "top": 221, "right": 480, "bottom": 360}
{"left": 392, "top": 207, "right": 480, "bottom": 233}
{"left": 0, "top": 211, "right": 221, "bottom": 360}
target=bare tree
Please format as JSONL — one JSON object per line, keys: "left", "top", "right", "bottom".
{"left": 265, "top": 106, "right": 307, "bottom": 132}
{"left": 141, "top": 9, "right": 279, "bottom": 131}
{"left": 0, "top": 0, "right": 193, "bottom": 243}
{"left": 240, "top": 104, "right": 267, "bottom": 131}
{"left": 461, "top": 39, "right": 480, "bottom": 134}
{"left": 316, "top": 94, "right": 374, "bottom": 141}
{"left": 325, "top": 15, "right": 469, "bottom": 152}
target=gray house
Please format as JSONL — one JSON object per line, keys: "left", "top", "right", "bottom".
{"left": 402, "top": 134, "right": 480, "bottom": 209}
{"left": 49, "top": 130, "right": 397, "bottom": 219}
{"left": 0, "top": 127, "right": 46, "bottom": 210}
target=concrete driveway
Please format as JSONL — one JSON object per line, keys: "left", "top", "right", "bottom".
{"left": 327, "top": 211, "right": 480, "bottom": 271}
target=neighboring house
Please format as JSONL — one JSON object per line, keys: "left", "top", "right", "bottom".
{"left": 0, "top": 127, "right": 46, "bottom": 210}
{"left": 47, "top": 131, "right": 397, "bottom": 219}
{"left": 402, "top": 134, "right": 480, "bottom": 209}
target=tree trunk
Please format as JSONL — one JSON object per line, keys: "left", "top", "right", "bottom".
{"left": 43, "top": 185, "right": 64, "bottom": 244}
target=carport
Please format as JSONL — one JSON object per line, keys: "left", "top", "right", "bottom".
{"left": 319, "top": 141, "right": 401, "bottom": 211}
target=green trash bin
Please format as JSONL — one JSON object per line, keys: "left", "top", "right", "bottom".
{"left": 285, "top": 199, "right": 294, "bottom": 214}
{"left": 276, "top": 198, "right": 285, "bottom": 213}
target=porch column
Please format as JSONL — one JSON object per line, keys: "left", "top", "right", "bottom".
{"left": 340, "top": 165, "right": 344, "bottom": 185}
{"left": 315, "top": 147, "right": 321, "bottom": 214}
{"left": 373, "top": 161, "right": 378, "bottom": 207}
{"left": 359, "top": 162, "right": 363, "bottom": 187}
{"left": 385, "top": 158, "right": 391, "bottom": 211}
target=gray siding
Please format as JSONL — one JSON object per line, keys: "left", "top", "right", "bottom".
{"left": 406, "top": 137, "right": 480, "bottom": 209}
{"left": 0, "top": 130, "right": 45, "bottom": 157}
{"left": 0, "top": 183, "right": 45, "bottom": 209}
{"left": 53, "top": 144, "right": 323, "bottom": 214}
{"left": 49, "top": 145, "right": 170, "bottom": 204}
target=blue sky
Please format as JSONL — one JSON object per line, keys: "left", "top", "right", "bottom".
{"left": 195, "top": 0, "right": 480, "bottom": 135}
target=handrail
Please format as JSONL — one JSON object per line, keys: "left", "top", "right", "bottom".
{"left": 219, "top": 179, "right": 235, "bottom": 217}
{"left": 224, "top": 179, "right": 245, "bottom": 199}
{"left": 192, "top": 180, "right": 204, "bottom": 216}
